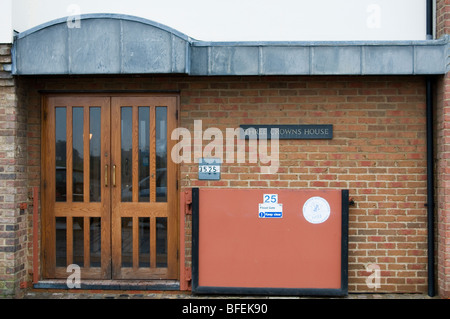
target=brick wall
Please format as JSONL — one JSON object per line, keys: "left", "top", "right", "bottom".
{"left": 436, "top": 0, "right": 450, "bottom": 40}
{"left": 17, "top": 75, "right": 429, "bottom": 294}
{"left": 435, "top": 0, "right": 450, "bottom": 299}
{"left": 178, "top": 76, "right": 429, "bottom": 293}
{"left": 435, "top": 75, "right": 450, "bottom": 298}
{"left": 0, "top": 44, "right": 29, "bottom": 298}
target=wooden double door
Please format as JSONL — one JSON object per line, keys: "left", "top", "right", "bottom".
{"left": 41, "top": 94, "right": 178, "bottom": 280}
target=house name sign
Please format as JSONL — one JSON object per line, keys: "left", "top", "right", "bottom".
{"left": 239, "top": 125, "right": 333, "bottom": 140}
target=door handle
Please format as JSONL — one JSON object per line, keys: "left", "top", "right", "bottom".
{"left": 112, "top": 165, "right": 116, "bottom": 187}
{"left": 105, "top": 165, "right": 108, "bottom": 187}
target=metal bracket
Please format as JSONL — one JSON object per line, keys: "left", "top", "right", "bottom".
{"left": 184, "top": 189, "right": 192, "bottom": 215}
{"left": 185, "top": 267, "right": 192, "bottom": 281}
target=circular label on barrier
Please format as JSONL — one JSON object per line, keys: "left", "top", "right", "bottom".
{"left": 302, "top": 196, "right": 330, "bottom": 224}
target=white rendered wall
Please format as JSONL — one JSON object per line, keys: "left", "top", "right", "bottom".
{"left": 0, "top": 0, "right": 13, "bottom": 43}
{"left": 12, "top": 0, "right": 427, "bottom": 42}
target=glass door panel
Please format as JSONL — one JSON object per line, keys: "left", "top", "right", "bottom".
{"left": 156, "top": 107, "right": 167, "bottom": 202}
{"left": 139, "top": 107, "right": 150, "bottom": 202}
{"left": 89, "top": 108, "right": 102, "bottom": 202}
{"left": 111, "top": 96, "right": 178, "bottom": 280}
{"left": 43, "top": 96, "right": 111, "bottom": 279}
{"left": 72, "top": 107, "right": 84, "bottom": 202}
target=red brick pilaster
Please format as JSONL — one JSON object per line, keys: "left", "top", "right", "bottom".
{"left": 436, "top": 74, "right": 450, "bottom": 299}
{"left": 436, "top": 0, "right": 450, "bottom": 299}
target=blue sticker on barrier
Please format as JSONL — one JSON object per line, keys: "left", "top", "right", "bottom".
{"left": 258, "top": 203, "right": 283, "bottom": 218}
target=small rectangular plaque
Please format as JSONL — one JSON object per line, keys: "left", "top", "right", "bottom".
{"left": 239, "top": 124, "right": 333, "bottom": 140}
{"left": 198, "top": 158, "right": 221, "bottom": 180}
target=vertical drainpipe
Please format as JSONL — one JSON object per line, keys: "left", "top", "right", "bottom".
{"left": 426, "top": 0, "right": 435, "bottom": 298}
{"left": 426, "top": 0, "right": 434, "bottom": 39}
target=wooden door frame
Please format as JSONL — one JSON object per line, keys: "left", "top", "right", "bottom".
{"left": 40, "top": 92, "right": 180, "bottom": 281}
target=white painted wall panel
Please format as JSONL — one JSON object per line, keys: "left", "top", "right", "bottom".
{"left": 0, "top": 0, "right": 13, "bottom": 43}
{"left": 12, "top": 0, "right": 427, "bottom": 41}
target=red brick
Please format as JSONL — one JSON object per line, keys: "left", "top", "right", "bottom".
{"left": 2, "top": 73, "right": 434, "bottom": 296}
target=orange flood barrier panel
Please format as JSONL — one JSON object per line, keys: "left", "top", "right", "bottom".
{"left": 192, "top": 188, "right": 349, "bottom": 296}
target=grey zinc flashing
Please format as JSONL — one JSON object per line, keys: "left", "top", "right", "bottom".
{"left": 14, "top": 13, "right": 193, "bottom": 42}
{"left": 189, "top": 46, "right": 208, "bottom": 75}
{"left": 414, "top": 44, "right": 447, "bottom": 74}
{"left": 362, "top": 45, "right": 414, "bottom": 75}
{"left": 191, "top": 38, "right": 448, "bottom": 76}
{"left": 69, "top": 18, "right": 121, "bottom": 74}
{"left": 15, "top": 22, "right": 69, "bottom": 74}
{"left": 121, "top": 19, "right": 172, "bottom": 73}
{"left": 12, "top": 14, "right": 449, "bottom": 76}
{"left": 209, "top": 46, "right": 260, "bottom": 75}
{"left": 13, "top": 13, "right": 192, "bottom": 75}
{"left": 311, "top": 46, "right": 361, "bottom": 75}
{"left": 261, "top": 46, "right": 310, "bottom": 75}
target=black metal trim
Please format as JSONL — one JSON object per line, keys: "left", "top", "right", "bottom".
{"left": 341, "top": 189, "right": 349, "bottom": 295}
{"left": 191, "top": 187, "right": 200, "bottom": 292}
{"left": 192, "top": 286, "right": 346, "bottom": 297}
{"left": 426, "top": 78, "right": 435, "bottom": 297}
{"left": 191, "top": 188, "right": 349, "bottom": 296}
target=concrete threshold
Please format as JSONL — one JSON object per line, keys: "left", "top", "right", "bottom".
{"left": 33, "top": 279, "right": 180, "bottom": 291}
